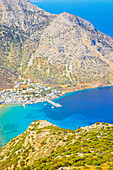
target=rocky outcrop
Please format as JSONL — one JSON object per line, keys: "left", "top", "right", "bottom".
{"left": 0, "top": 0, "right": 54, "bottom": 32}
{"left": 0, "top": 120, "right": 113, "bottom": 169}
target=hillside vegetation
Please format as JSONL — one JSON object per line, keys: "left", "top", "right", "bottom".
{"left": 0, "top": 120, "right": 113, "bottom": 170}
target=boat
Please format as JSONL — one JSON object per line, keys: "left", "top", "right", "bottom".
{"left": 22, "top": 103, "right": 26, "bottom": 108}
{"left": 51, "top": 106, "right": 54, "bottom": 109}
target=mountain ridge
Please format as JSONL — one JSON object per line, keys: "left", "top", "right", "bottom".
{"left": 0, "top": 0, "right": 113, "bottom": 90}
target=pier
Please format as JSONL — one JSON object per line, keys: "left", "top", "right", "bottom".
{"left": 47, "top": 100, "right": 62, "bottom": 107}
{"left": 22, "top": 99, "right": 62, "bottom": 108}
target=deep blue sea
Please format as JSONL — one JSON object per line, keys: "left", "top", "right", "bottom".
{"left": 30, "top": 0, "right": 113, "bottom": 37}
{"left": 0, "top": 87, "right": 113, "bottom": 146}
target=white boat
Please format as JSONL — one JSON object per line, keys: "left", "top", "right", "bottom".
{"left": 22, "top": 103, "right": 26, "bottom": 108}
{"left": 51, "top": 106, "right": 54, "bottom": 109}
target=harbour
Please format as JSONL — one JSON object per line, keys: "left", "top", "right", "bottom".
{"left": 0, "top": 86, "right": 113, "bottom": 147}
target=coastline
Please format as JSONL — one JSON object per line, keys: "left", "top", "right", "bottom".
{"left": 61, "top": 84, "right": 113, "bottom": 96}
{"left": 0, "top": 83, "right": 113, "bottom": 109}
{"left": 1, "top": 84, "right": 113, "bottom": 148}
{"left": 0, "top": 104, "right": 5, "bottom": 108}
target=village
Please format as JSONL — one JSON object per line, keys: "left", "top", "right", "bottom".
{"left": 0, "top": 76, "right": 62, "bottom": 107}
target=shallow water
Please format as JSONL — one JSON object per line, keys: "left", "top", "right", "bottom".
{"left": 0, "top": 86, "right": 113, "bottom": 146}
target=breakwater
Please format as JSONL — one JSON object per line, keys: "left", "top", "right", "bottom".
{"left": 47, "top": 100, "right": 62, "bottom": 107}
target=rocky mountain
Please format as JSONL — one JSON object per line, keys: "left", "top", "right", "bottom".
{"left": 0, "top": 120, "right": 113, "bottom": 169}
{"left": 0, "top": 0, "right": 55, "bottom": 89}
{"left": 30, "top": 13, "right": 113, "bottom": 86}
{"left": 0, "top": 0, "right": 113, "bottom": 90}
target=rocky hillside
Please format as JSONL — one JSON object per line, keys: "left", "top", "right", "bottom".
{"left": 30, "top": 13, "right": 113, "bottom": 86}
{"left": 0, "top": 65, "right": 19, "bottom": 89}
{"left": 0, "top": 0, "right": 55, "bottom": 90}
{"left": 0, "top": 0, "right": 113, "bottom": 89}
{"left": 0, "top": 120, "right": 113, "bottom": 170}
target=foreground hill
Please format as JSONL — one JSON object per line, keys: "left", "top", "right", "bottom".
{"left": 0, "top": 0, "right": 113, "bottom": 89}
{"left": 0, "top": 120, "right": 113, "bottom": 170}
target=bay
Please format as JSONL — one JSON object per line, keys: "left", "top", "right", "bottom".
{"left": 0, "top": 86, "right": 113, "bottom": 147}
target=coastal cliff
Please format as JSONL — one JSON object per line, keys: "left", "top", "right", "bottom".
{"left": 0, "top": 0, "right": 113, "bottom": 90}
{"left": 0, "top": 120, "right": 113, "bottom": 169}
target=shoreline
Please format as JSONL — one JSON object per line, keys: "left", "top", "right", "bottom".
{"left": 0, "top": 104, "right": 6, "bottom": 108}
{"left": 61, "top": 84, "right": 113, "bottom": 96}
{"left": 0, "top": 84, "right": 113, "bottom": 109}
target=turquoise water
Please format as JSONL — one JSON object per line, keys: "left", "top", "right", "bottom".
{"left": 31, "top": 0, "right": 113, "bottom": 37}
{"left": 0, "top": 86, "right": 113, "bottom": 147}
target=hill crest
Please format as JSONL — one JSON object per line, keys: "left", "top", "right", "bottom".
{"left": 0, "top": 120, "right": 113, "bottom": 169}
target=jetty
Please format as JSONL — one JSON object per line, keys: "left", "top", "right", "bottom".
{"left": 47, "top": 100, "right": 62, "bottom": 108}
{"left": 22, "top": 98, "right": 62, "bottom": 108}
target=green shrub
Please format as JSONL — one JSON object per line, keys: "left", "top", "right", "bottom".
{"left": 40, "top": 138, "right": 47, "bottom": 146}
{"left": 92, "top": 160, "right": 101, "bottom": 166}
{"left": 83, "top": 166, "right": 90, "bottom": 169}
{"left": 95, "top": 167, "right": 102, "bottom": 170}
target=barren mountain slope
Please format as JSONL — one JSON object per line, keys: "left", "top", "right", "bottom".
{"left": 0, "top": 0, "right": 113, "bottom": 89}
{"left": 0, "top": 0, "right": 56, "bottom": 89}
{"left": 27, "top": 13, "right": 113, "bottom": 85}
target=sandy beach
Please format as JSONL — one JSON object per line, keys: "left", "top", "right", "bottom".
{"left": 62, "top": 84, "right": 113, "bottom": 96}
{"left": 0, "top": 104, "right": 5, "bottom": 108}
